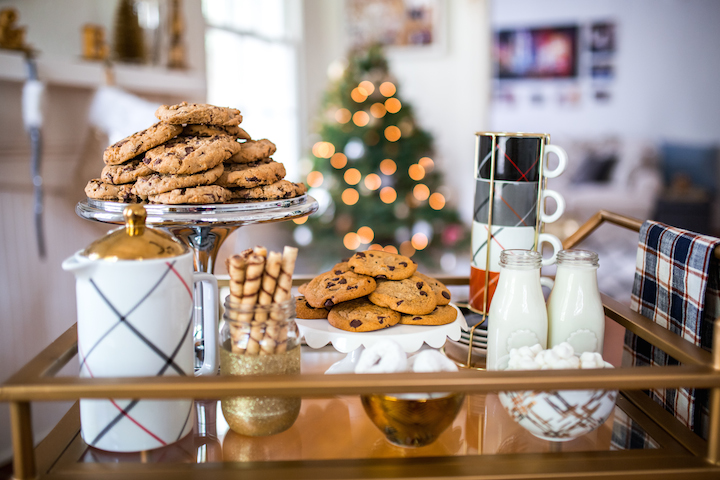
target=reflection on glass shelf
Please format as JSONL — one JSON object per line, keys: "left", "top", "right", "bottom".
{"left": 610, "top": 408, "right": 660, "bottom": 450}
{"left": 60, "top": 348, "right": 661, "bottom": 469}
{"left": 71, "top": 394, "right": 659, "bottom": 467}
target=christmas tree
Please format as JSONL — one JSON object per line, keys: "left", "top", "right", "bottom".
{"left": 293, "top": 44, "right": 468, "bottom": 271}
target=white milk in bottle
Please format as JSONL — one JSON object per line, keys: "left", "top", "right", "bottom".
{"left": 547, "top": 249, "right": 605, "bottom": 354}
{"left": 486, "top": 250, "right": 547, "bottom": 370}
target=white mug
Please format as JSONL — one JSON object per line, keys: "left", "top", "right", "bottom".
{"left": 63, "top": 250, "right": 218, "bottom": 452}
{"left": 471, "top": 223, "right": 563, "bottom": 272}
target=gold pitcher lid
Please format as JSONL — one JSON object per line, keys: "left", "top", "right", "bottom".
{"left": 81, "top": 204, "right": 187, "bottom": 260}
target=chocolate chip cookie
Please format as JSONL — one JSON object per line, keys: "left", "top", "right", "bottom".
{"left": 414, "top": 272, "right": 451, "bottom": 306}
{"left": 144, "top": 135, "right": 240, "bottom": 175}
{"left": 304, "top": 270, "right": 376, "bottom": 309}
{"left": 368, "top": 275, "right": 437, "bottom": 315}
{"left": 182, "top": 124, "right": 251, "bottom": 139}
{"left": 229, "top": 180, "right": 306, "bottom": 201}
{"left": 147, "top": 185, "right": 231, "bottom": 204}
{"left": 348, "top": 251, "right": 417, "bottom": 280}
{"left": 155, "top": 102, "right": 243, "bottom": 126}
{"left": 103, "top": 122, "right": 182, "bottom": 165}
{"left": 328, "top": 297, "right": 400, "bottom": 332}
{"left": 331, "top": 261, "right": 350, "bottom": 274}
{"left": 215, "top": 158, "right": 286, "bottom": 188}
{"left": 85, "top": 179, "right": 141, "bottom": 203}
{"left": 100, "top": 157, "right": 154, "bottom": 184}
{"left": 399, "top": 305, "right": 457, "bottom": 326}
{"left": 132, "top": 163, "right": 224, "bottom": 197}
{"left": 226, "top": 139, "right": 277, "bottom": 164}
{"left": 295, "top": 296, "right": 329, "bottom": 319}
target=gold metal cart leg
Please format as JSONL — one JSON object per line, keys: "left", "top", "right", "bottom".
{"left": 10, "top": 401, "right": 36, "bottom": 480}
{"left": 708, "top": 389, "right": 720, "bottom": 464}
{"left": 708, "top": 316, "right": 720, "bottom": 465}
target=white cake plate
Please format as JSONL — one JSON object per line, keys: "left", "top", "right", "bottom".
{"left": 297, "top": 304, "right": 468, "bottom": 354}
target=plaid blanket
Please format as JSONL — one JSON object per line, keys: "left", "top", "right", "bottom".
{"left": 610, "top": 408, "right": 659, "bottom": 450}
{"left": 623, "top": 220, "right": 720, "bottom": 439}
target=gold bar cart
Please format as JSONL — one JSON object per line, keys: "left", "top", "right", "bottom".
{"left": 2, "top": 210, "right": 720, "bottom": 479}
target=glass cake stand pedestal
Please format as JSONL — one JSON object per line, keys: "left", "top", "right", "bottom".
{"left": 76, "top": 195, "right": 319, "bottom": 274}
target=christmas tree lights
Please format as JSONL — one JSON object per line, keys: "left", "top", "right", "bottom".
{"left": 293, "top": 44, "right": 468, "bottom": 270}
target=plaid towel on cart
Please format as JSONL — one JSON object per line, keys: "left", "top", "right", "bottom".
{"left": 623, "top": 220, "right": 720, "bottom": 439}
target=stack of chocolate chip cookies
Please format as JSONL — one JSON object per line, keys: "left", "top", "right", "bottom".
{"left": 297, "top": 250, "right": 456, "bottom": 332}
{"left": 84, "top": 102, "right": 307, "bottom": 205}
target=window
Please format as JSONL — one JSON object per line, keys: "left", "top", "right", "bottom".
{"left": 202, "top": 0, "right": 301, "bottom": 180}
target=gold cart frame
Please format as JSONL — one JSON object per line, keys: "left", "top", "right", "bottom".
{"left": 3, "top": 210, "right": 720, "bottom": 479}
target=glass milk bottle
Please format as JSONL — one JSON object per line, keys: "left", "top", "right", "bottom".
{"left": 547, "top": 249, "right": 605, "bottom": 354}
{"left": 487, "top": 250, "right": 547, "bottom": 370}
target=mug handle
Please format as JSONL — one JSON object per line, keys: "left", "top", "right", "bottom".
{"left": 544, "top": 144, "right": 568, "bottom": 179}
{"left": 540, "top": 189, "right": 566, "bottom": 224}
{"left": 538, "top": 233, "right": 563, "bottom": 267}
{"left": 193, "top": 273, "right": 218, "bottom": 376}
{"left": 540, "top": 276, "right": 555, "bottom": 290}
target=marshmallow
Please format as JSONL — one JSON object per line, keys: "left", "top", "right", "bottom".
{"left": 517, "top": 357, "right": 541, "bottom": 370}
{"left": 552, "top": 342, "right": 575, "bottom": 359}
{"left": 506, "top": 343, "right": 607, "bottom": 371}
{"left": 517, "top": 345, "right": 535, "bottom": 358}
{"left": 566, "top": 355, "right": 581, "bottom": 369}
{"left": 580, "top": 351, "right": 605, "bottom": 369}
{"left": 408, "top": 350, "right": 459, "bottom": 373}
{"left": 355, "top": 340, "right": 408, "bottom": 374}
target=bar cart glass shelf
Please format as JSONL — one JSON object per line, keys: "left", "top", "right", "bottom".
{"left": 3, "top": 211, "right": 720, "bottom": 480}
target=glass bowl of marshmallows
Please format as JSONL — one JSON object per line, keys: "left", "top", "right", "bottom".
{"left": 497, "top": 343, "right": 617, "bottom": 442}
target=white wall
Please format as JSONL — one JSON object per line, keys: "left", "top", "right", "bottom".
{"left": 490, "top": 0, "right": 720, "bottom": 145}
{"left": 387, "top": 0, "right": 492, "bottom": 223}
{"left": 1, "top": 0, "right": 206, "bottom": 72}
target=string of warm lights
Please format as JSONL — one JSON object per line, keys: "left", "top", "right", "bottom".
{"left": 408, "top": 164, "right": 425, "bottom": 181}
{"left": 303, "top": 75, "right": 457, "bottom": 257}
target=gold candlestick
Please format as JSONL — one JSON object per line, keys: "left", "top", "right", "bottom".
{"left": 167, "top": 0, "right": 186, "bottom": 69}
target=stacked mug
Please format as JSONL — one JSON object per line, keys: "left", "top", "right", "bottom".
{"left": 469, "top": 132, "right": 568, "bottom": 314}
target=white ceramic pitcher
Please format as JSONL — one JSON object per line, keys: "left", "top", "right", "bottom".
{"left": 63, "top": 204, "right": 217, "bottom": 452}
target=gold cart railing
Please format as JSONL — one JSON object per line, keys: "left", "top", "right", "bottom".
{"left": 2, "top": 210, "right": 720, "bottom": 479}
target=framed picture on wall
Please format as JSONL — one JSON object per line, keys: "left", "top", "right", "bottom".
{"left": 345, "top": 0, "right": 445, "bottom": 54}
{"left": 590, "top": 22, "right": 615, "bottom": 53}
{"left": 494, "top": 25, "right": 578, "bottom": 79}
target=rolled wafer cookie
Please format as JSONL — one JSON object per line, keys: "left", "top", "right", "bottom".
{"left": 245, "top": 324, "right": 264, "bottom": 355}
{"left": 227, "top": 255, "right": 247, "bottom": 300}
{"left": 271, "top": 246, "right": 298, "bottom": 321}
{"left": 238, "top": 254, "right": 266, "bottom": 327}
{"left": 256, "top": 251, "right": 282, "bottom": 323}
{"left": 226, "top": 248, "right": 257, "bottom": 353}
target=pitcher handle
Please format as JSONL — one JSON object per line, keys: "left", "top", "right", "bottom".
{"left": 193, "top": 273, "right": 218, "bottom": 376}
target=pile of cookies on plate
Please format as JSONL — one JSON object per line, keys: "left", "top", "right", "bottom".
{"left": 84, "top": 102, "right": 307, "bottom": 204}
{"left": 297, "top": 250, "right": 457, "bottom": 332}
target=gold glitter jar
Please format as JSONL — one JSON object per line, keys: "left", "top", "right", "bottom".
{"left": 219, "top": 296, "right": 301, "bottom": 436}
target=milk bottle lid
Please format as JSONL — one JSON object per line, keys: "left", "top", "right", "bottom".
{"left": 81, "top": 204, "right": 187, "bottom": 260}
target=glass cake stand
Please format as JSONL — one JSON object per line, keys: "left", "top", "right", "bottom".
{"left": 76, "top": 195, "right": 319, "bottom": 274}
